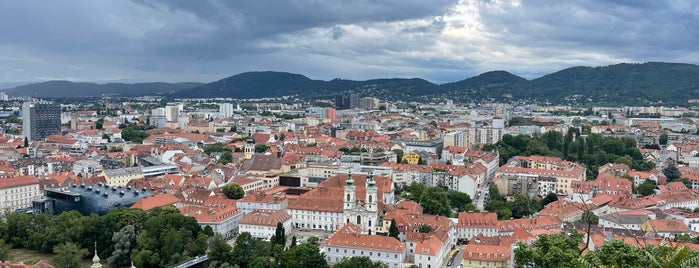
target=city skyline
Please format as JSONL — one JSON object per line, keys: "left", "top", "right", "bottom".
{"left": 1, "top": 1, "right": 698, "bottom": 84}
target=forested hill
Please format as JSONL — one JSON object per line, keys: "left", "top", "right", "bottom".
{"left": 5, "top": 62, "right": 699, "bottom": 105}
{"left": 2, "top": 81, "right": 203, "bottom": 97}
{"left": 172, "top": 62, "right": 699, "bottom": 105}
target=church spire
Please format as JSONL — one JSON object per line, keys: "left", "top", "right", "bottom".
{"left": 91, "top": 242, "right": 102, "bottom": 268}
{"left": 367, "top": 171, "right": 376, "bottom": 188}
{"left": 346, "top": 171, "right": 354, "bottom": 187}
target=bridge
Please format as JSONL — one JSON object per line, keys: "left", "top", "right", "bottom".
{"left": 169, "top": 254, "right": 209, "bottom": 268}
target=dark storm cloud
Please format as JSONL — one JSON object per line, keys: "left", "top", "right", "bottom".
{"left": 0, "top": 0, "right": 698, "bottom": 84}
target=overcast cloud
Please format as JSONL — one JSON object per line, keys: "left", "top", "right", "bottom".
{"left": 1, "top": 0, "right": 698, "bottom": 84}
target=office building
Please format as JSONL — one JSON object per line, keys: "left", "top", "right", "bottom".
{"left": 22, "top": 102, "right": 61, "bottom": 141}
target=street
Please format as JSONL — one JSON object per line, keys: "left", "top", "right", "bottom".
{"left": 474, "top": 182, "right": 491, "bottom": 211}
{"left": 443, "top": 244, "right": 465, "bottom": 268}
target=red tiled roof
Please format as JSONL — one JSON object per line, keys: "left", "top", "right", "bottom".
{"left": 239, "top": 209, "right": 291, "bottom": 227}
{"left": 0, "top": 175, "right": 40, "bottom": 189}
{"left": 324, "top": 223, "right": 404, "bottom": 253}
{"left": 131, "top": 193, "right": 182, "bottom": 211}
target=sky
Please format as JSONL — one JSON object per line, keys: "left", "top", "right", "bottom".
{"left": 1, "top": 0, "right": 698, "bottom": 85}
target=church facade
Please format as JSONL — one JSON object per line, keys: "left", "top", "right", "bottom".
{"left": 287, "top": 173, "right": 393, "bottom": 234}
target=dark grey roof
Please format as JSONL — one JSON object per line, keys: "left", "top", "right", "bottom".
{"left": 45, "top": 183, "right": 153, "bottom": 215}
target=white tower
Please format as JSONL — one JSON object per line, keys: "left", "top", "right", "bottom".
{"left": 365, "top": 172, "right": 377, "bottom": 213}
{"left": 343, "top": 172, "right": 355, "bottom": 211}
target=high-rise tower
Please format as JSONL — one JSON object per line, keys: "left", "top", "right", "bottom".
{"left": 22, "top": 102, "right": 61, "bottom": 141}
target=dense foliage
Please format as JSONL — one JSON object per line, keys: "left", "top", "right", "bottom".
{"left": 484, "top": 129, "right": 655, "bottom": 179}
{"left": 172, "top": 63, "right": 699, "bottom": 105}
{"left": 121, "top": 125, "right": 152, "bottom": 143}
{"left": 515, "top": 231, "right": 699, "bottom": 268}
{"left": 402, "top": 183, "right": 477, "bottom": 216}
{"left": 0, "top": 207, "right": 211, "bottom": 268}
{"left": 484, "top": 184, "right": 547, "bottom": 220}
{"left": 222, "top": 183, "right": 245, "bottom": 199}
{"left": 208, "top": 231, "right": 327, "bottom": 268}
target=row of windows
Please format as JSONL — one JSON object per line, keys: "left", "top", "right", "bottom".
{"left": 4, "top": 193, "right": 38, "bottom": 200}
{"left": 326, "top": 248, "right": 399, "bottom": 259}
{"left": 1, "top": 186, "right": 39, "bottom": 193}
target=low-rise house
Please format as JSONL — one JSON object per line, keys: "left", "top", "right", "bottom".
{"left": 656, "top": 192, "right": 699, "bottom": 210}
{"left": 323, "top": 223, "right": 405, "bottom": 268}
{"left": 178, "top": 196, "right": 243, "bottom": 239}
{"left": 238, "top": 209, "right": 291, "bottom": 241}
{"left": 599, "top": 210, "right": 655, "bottom": 231}
{"left": 414, "top": 235, "right": 448, "bottom": 268}
{"left": 461, "top": 244, "right": 511, "bottom": 268}
{"left": 237, "top": 190, "right": 289, "bottom": 214}
{"left": 641, "top": 219, "right": 690, "bottom": 239}
{"left": 497, "top": 216, "right": 562, "bottom": 236}
{"left": 538, "top": 200, "right": 585, "bottom": 223}
{"left": 457, "top": 212, "right": 499, "bottom": 241}
{"left": 101, "top": 167, "right": 144, "bottom": 187}
{"left": 0, "top": 175, "right": 41, "bottom": 213}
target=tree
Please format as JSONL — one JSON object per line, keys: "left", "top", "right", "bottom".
{"left": 231, "top": 232, "right": 256, "bottom": 268}
{"left": 514, "top": 231, "right": 584, "bottom": 268}
{"left": 584, "top": 239, "right": 647, "bottom": 268}
{"left": 290, "top": 236, "right": 298, "bottom": 248}
{"left": 0, "top": 239, "right": 10, "bottom": 261}
{"left": 511, "top": 193, "right": 533, "bottom": 219}
{"left": 208, "top": 234, "right": 234, "bottom": 264}
{"left": 659, "top": 133, "right": 669, "bottom": 146}
{"left": 645, "top": 244, "right": 699, "bottom": 268}
{"left": 392, "top": 149, "right": 404, "bottom": 161}
{"left": 52, "top": 242, "right": 89, "bottom": 268}
{"left": 681, "top": 178, "right": 693, "bottom": 189}
{"left": 388, "top": 219, "right": 400, "bottom": 239}
{"left": 95, "top": 118, "right": 104, "bottom": 130}
{"left": 418, "top": 224, "right": 433, "bottom": 233}
{"left": 255, "top": 144, "right": 270, "bottom": 153}
{"left": 108, "top": 224, "right": 137, "bottom": 266}
{"left": 24, "top": 137, "right": 29, "bottom": 147}
{"left": 280, "top": 241, "right": 328, "bottom": 268}
{"left": 636, "top": 180, "right": 657, "bottom": 196}
{"left": 333, "top": 256, "right": 388, "bottom": 268}
{"left": 541, "top": 192, "right": 559, "bottom": 207}
{"left": 271, "top": 222, "right": 287, "bottom": 247}
{"left": 496, "top": 208, "right": 512, "bottom": 220}
{"left": 489, "top": 184, "right": 500, "bottom": 199}
{"left": 579, "top": 211, "right": 599, "bottom": 225}
{"left": 419, "top": 186, "right": 451, "bottom": 216}
{"left": 447, "top": 191, "right": 473, "bottom": 212}
{"left": 403, "top": 182, "right": 426, "bottom": 200}
{"left": 663, "top": 164, "right": 682, "bottom": 182}
{"left": 222, "top": 183, "right": 245, "bottom": 199}
{"left": 218, "top": 151, "right": 233, "bottom": 164}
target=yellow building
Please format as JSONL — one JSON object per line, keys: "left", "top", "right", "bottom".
{"left": 102, "top": 167, "right": 144, "bottom": 187}
{"left": 402, "top": 151, "right": 421, "bottom": 164}
{"left": 462, "top": 244, "right": 511, "bottom": 268}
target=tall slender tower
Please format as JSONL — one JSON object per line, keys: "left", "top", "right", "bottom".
{"left": 365, "top": 172, "right": 377, "bottom": 213}
{"left": 343, "top": 172, "right": 355, "bottom": 211}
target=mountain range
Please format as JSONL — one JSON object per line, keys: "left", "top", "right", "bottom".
{"left": 4, "top": 62, "right": 699, "bottom": 105}
{"left": 1, "top": 81, "right": 203, "bottom": 98}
